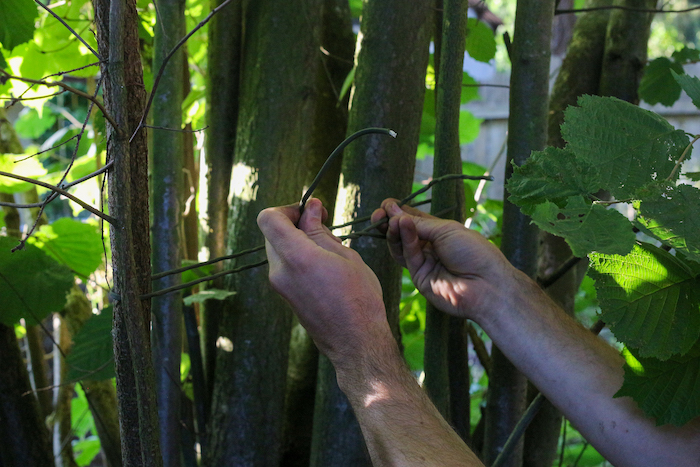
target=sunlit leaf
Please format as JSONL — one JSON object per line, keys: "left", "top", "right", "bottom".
{"left": 589, "top": 242, "right": 700, "bottom": 360}
{"left": 465, "top": 18, "right": 495, "bottom": 63}
{"left": 459, "top": 110, "right": 481, "bottom": 144}
{"left": 183, "top": 289, "right": 235, "bottom": 305}
{"left": 0, "top": 236, "right": 73, "bottom": 326}
{"left": 29, "top": 218, "right": 103, "bottom": 278}
{"left": 616, "top": 343, "right": 700, "bottom": 426}
{"left": 0, "top": 154, "right": 47, "bottom": 194}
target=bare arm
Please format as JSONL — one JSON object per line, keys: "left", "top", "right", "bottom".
{"left": 373, "top": 199, "right": 700, "bottom": 467}
{"left": 257, "top": 198, "right": 483, "bottom": 467}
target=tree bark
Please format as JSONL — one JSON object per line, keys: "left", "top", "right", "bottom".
{"left": 205, "top": 0, "right": 323, "bottom": 464}
{"left": 483, "top": 1, "right": 555, "bottom": 466}
{"left": 202, "top": 0, "right": 242, "bottom": 399}
{"left": 311, "top": 1, "right": 433, "bottom": 465}
{"left": 423, "top": 0, "right": 468, "bottom": 427}
{"left": 94, "top": 0, "right": 162, "bottom": 465}
{"left": 151, "top": 0, "right": 186, "bottom": 465}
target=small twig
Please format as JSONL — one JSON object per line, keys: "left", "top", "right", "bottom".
{"left": 555, "top": 4, "right": 700, "bottom": 14}
{"left": 0, "top": 171, "right": 116, "bottom": 226}
{"left": 1, "top": 90, "right": 66, "bottom": 102}
{"left": 667, "top": 134, "right": 700, "bottom": 181}
{"left": 150, "top": 245, "right": 266, "bottom": 281}
{"left": 300, "top": 127, "right": 397, "bottom": 215}
{"left": 538, "top": 256, "right": 583, "bottom": 289}
{"left": 33, "top": 0, "right": 101, "bottom": 60}
{"left": 130, "top": 0, "right": 235, "bottom": 142}
{"left": 143, "top": 124, "right": 209, "bottom": 133}
{"left": 14, "top": 135, "right": 80, "bottom": 162}
{"left": 572, "top": 441, "right": 590, "bottom": 467}
{"left": 0, "top": 71, "right": 118, "bottom": 129}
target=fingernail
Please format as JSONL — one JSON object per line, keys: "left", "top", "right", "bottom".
{"left": 308, "top": 198, "right": 322, "bottom": 218}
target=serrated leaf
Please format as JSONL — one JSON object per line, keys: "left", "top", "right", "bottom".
{"left": 684, "top": 172, "right": 700, "bottom": 182}
{"left": 183, "top": 289, "right": 235, "bottom": 306}
{"left": 530, "top": 197, "right": 634, "bottom": 257}
{"left": 29, "top": 218, "right": 103, "bottom": 277}
{"left": 589, "top": 242, "right": 700, "bottom": 360}
{"left": 672, "top": 71, "right": 700, "bottom": 110}
{"left": 637, "top": 183, "right": 700, "bottom": 263}
{"left": 465, "top": 18, "right": 496, "bottom": 63}
{"left": 66, "top": 307, "right": 114, "bottom": 381}
{"left": 507, "top": 147, "right": 601, "bottom": 214}
{"left": 615, "top": 343, "right": 700, "bottom": 426}
{"left": 562, "top": 95, "right": 689, "bottom": 199}
{"left": 0, "top": 236, "right": 73, "bottom": 326}
{"left": 672, "top": 46, "right": 700, "bottom": 64}
{"left": 0, "top": 0, "right": 37, "bottom": 50}
{"left": 639, "top": 58, "right": 683, "bottom": 107}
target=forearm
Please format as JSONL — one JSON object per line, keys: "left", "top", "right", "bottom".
{"left": 335, "top": 324, "right": 483, "bottom": 467}
{"left": 480, "top": 268, "right": 700, "bottom": 467}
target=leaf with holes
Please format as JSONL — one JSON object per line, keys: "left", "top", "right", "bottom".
{"left": 530, "top": 196, "right": 634, "bottom": 257}
{"left": 0, "top": 236, "right": 73, "bottom": 326}
{"left": 562, "top": 95, "right": 689, "bottom": 199}
{"left": 507, "top": 147, "right": 602, "bottom": 215}
{"left": 636, "top": 183, "right": 700, "bottom": 263}
{"left": 589, "top": 242, "right": 700, "bottom": 360}
{"left": 66, "top": 307, "right": 114, "bottom": 381}
{"left": 615, "top": 343, "right": 700, "bottom": 426}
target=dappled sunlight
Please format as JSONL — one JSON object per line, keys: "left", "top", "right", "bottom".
{"left": 363, "top": 380, "right": 390, "bottom": 408}
{"left": 622, "top": 347, "right": 645, "bottom": 376}
{"left": 229, "top": 163, "right": 258, "bottom": 202}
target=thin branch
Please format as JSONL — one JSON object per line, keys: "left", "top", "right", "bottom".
{"left": 0, "top": 171, "right": 116, "bottom": 225}
{"left": 667, "top": 134, "right": 700, "bottom": 181}
{"left": 0, "top": 71, "right": 118, "bottom": 129}
{"left": 33, "top": 0, "right": 101, "bottom": 59}
{"left": 538, "top": 256, "right": 583, "bottom": 288}
{"left": 555, "top": 4, "right": 700, "bottom": 14}
{"left": 150, "top": 245, "right": 266, "bottom": 281}
{"left": 462, "top": 83, "right": 510, "bottom": 89}
{"left": 143, "top": 124, "right": 209, "bottom": 133}
{"left": 130, "top": 0, "right": 235, "bottom": 142}
{"left": 467, "top": 323, "right": 491, "bottom": 376}
{"left": 1, "top": 91, "right": 66, "bottom": 102}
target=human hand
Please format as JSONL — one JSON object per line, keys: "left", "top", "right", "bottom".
{"left": 257, "top": 198, "right": 392, "bottom": 367}
{"left": 371, "top": 199, "right": 513, "bottom": 323}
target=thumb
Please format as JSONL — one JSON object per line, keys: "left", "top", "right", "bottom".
{"left": 299, "top": 198, "right": 345, "bottom": 253}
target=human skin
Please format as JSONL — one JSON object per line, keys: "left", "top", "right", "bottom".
{"left": 257, "top": 197, "right": 700, "bottom": 467}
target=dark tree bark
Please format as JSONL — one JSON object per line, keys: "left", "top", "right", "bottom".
{"left": 282, "top": 1, "right": 355, "bottom": 465}
{"left": 483, "top": 1, "right": 555, "bottom": 466}
{"left": 205, "top": 0, "right": 323, "bottom": 464}
{"left": 151, "top": 0, "right": 186, "bottom": 465}
{"left": 202, "top": 0, "right": 242, "bottom": 398}
{"left": 311, "top": 1, "right": 433, "bottom": 465}
{"left": 94, "top": 0, "right": 162, "bottom": 465}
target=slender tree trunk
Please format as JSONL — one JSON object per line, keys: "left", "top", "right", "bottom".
{"left": 205, "top": 0, "right": 323, "bottom": 464}
{"left": 94, "top": 0, "right": 162, "bottom": 465}
{"left": 311, "top": 1, "right": 433, "bottom": 465}
{"left": 151, "top": 0, "right": 186, "bottom": 465}
{"left": 424, "top": 0, "right": 468, "bottom": 425}
{"left": 202, "top": 0, "right": 242, "bottom": 399}
{"left": 483, "top": 1, "right": 555, "bottom": 466}
{"left": 525, "top": 3, "right": 611, "bottom": 466}
{"left": 282, "top": 2, "right": 355, "bottom": 465}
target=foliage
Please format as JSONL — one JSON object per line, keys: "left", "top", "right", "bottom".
{"left": 640, "top": 46, "right": 700, "bottom": 106}
{"left": 66, "top": 306, "right": 115, "bottom": 381}
{"left": 508, "top": 77, "right": 700, "bottom": 426}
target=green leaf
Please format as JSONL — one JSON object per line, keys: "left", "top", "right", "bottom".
{"left": 0, "top": 0, "right": 37, "bottom": 50}
{"left": 0, "top": 236, "right": 73, "bottom": 326}
{"left": 183, "top": 289, "right": 235, "bottom": 306}
{"left": 589, "top": 242, "right": 700, "bottom": 360}
{"left": 65, "top": 306, "right": 115, "bottom": 381}
{"left": 683, "top": 172, "right": 700, "bottom": 182}
{"left": 507, "top": 147, "right": 601, "bottom": 214}
{"left": 0, "top": 154, "right": 47, "bottom": 194}
{"left": 461, "top": 72, "right": 479, "bottom": 104}
{"left": 637, "top": 183, "right": 700, "bottom": 263}
{"left": 672, "top": 71, "right": 700, "bottom": 109}
{"left": 465, "top": 18, "right": 496, "bottom": 63}
{"left": 29, "top": 218, "right": 103, "bottom": 277}
{"left": 530, "top": 197, "right": 635, "bottom": 257}
{"left": 458, "top": 110, "right": 481, "bottom": 144}
{"left": 639, "top": 58, "right": 683, "bottom": 107}
{"left": 672, "top": 46, "right": 700, "bottom": 64}
{"left": 74, "top": 438, "right": 102, "bottom": 467}
{"left": 615, "top": 343, "right": 700, "bottom": 426}
{"left": 562, "top": 95, "right": 690, "bottom": 199}
{"left": 15, "top": 108, "right": 57, "bottom": 139}
{"left": 338, "top": 66, "right": 355, "bottom": 103}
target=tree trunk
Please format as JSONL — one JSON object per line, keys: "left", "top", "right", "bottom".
{"left": 311, "top": 1, "right": 433, "bottom": 465}
{"left": 483, "top": 1, "right": 554, "bottom": 466}
{"left": 424, "top": 0, "right": 468, "bottom": 426}
{"left": 282, "top": 1, "right": 355, "bottom": 465}
{"left": 205, "top": 0, "right": 323, "bottom": 464}
{"left": 524, "top": 3, "right": 612, "bottom": 466}
{"left": 94, "top": 0, "right": 162, "bottom": 465}
{"left": 151, "top": 0, "right": 186, "bottom": 465}
{"left": 202, "top": 0, "right": 242, "bottom": 399}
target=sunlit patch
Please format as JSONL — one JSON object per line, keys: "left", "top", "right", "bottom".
{"left": 363, "top": 380, "right": 389, "bottom": 408}
{"left": 622, "top": 347, "right": 645, "bottom": 376}
{"left": 216, "top": 336, "right": 234, "bottom": 352}
{"left": 229, "top": 163, "right": 258, "bottom": 202}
